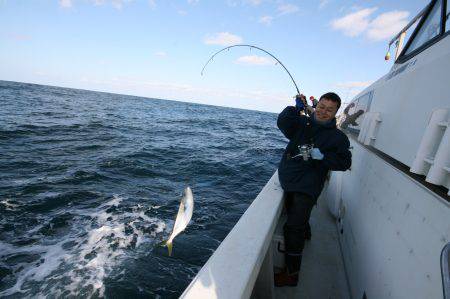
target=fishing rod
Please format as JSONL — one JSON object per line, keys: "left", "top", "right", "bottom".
{"left": 202, "top": 46, "right": 315, "bottom": 160}
{"left": 201, "top": 44, "right": 300, "bottom": 95}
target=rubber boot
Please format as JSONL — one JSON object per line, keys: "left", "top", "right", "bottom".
{"left": 305, "top": 222, "right": 312, "bottom": 241}
{"left": 274, "top": 269, "right": 299, "bottom": 287}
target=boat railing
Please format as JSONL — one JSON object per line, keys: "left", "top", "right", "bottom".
{"left": 388, "top": 2, "right": 431, "bottom": 60}
{"left": 180, "top": 171, "right": 284, "bottom": 299}
{"left": 388, "top": 3, "right": 431, "bottom": 47}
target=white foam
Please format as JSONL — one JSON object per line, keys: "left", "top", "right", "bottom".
{"left": 0, "top": 198, "right": 19, "bottom": 210}
{"left": 0, "top": 240, "right": 70, "bottom": 296}
{"left": 0, "top": 195, "right": 168, "bottom": 297}
{"left": 0, "top": 241, "right": 17, "bottom": 256}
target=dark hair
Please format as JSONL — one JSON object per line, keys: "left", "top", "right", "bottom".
{"left": 319, "top": 92, "right": 341, "bottom": 110}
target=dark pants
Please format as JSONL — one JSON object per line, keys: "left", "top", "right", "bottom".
{"left": 283, "top": 192, "right": 316, "bottom": 275}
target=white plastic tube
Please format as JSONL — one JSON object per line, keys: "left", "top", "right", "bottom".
{"left": 410, "top": 109, "right": 448, "bottom": 175}
{"left": 426, "top": 121, "right": 450, "bottom": 186}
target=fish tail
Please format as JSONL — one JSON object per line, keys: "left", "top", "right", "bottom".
{"left": 165, "top": 240, "right": 173, "bottom": 256}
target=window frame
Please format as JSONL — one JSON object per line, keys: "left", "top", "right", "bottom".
{"left": 446, "top": 0, "right": 450, "bottom": 31}
{"left": 396, "top": 0, "right": 448, "bottom": 64}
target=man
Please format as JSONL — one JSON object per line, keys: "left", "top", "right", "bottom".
{"left": 275, "top": 92, "right": 352, "bottom": 287}
{"left": 309, "top": 96, "right": 318, "bottom": 108}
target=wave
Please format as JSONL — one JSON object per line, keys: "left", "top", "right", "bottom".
{"left": 0, "top": 195, "right": 168, "bottom": 297}
{"left": 25, "top": 190, "right": 102, "bottom": 213}
{"left": 0, "top": 80, "right": 286, "bottom": 297}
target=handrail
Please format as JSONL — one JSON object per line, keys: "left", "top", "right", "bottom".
{"left": 442, "top": 242, "right": 450, "bottom": 299}
{"left": 180, "top": 171, "right": 284, "bottom": 299}
{"left": 388, "top": 3, "right": 431, "bottom": 47}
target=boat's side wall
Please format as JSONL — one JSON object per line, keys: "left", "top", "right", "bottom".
{"left": 325, "top": 138, "right": 450, "bottom": 299}
{"left": 354, "top": 36, "right": 450, "bottom": 169}
{"left": 180, "top": 172, "right": 284, "bottom": 299}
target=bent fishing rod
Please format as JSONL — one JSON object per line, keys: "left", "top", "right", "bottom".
{"left": 201, "top": 44, "right": 300, "bottom": 95}
{"left": 201, "top": 45, "right": 314, "bottom": 159}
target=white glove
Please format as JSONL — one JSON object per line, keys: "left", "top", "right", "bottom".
{"left": 311, "top": 148, "right": 324, "bottom": 160}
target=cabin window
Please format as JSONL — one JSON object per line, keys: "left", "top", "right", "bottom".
{"left": 339, "top": 91, "right": 373, "bottom": 135}
{"left": 405, "top": 0, "right": 443, "bottom": 55}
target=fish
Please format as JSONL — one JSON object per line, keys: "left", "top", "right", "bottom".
{"left": 165, "top": 187, "right": 194, "bottom": 256}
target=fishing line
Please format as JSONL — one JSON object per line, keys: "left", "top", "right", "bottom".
{"left": 201, "top": 44, "right": 300, "bottom": 95}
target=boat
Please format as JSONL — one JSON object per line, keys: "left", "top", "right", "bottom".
{"left": 181, "top": 0, "right": 450, "bottom": 297}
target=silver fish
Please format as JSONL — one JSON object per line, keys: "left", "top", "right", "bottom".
{"left": 165, "top": 187, "right": 194, "bottom": 256}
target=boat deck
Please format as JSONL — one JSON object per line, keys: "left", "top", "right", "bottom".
{"left": 274, "top": 197, "right": 351, "bottom": 299}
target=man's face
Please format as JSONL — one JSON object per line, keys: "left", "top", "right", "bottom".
{"left": 315, "top": 98, "right": 338, "bottom": 122}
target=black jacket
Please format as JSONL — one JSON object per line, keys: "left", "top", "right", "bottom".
{"left": 277, "top": 106, "right": 352, "bottom": 199}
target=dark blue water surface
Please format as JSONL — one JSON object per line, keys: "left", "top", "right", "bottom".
{"left": 0, "top": 80, "right": 286, "bottom": 298}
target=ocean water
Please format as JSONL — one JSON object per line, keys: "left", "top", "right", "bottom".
{"left": 0, "top": 80, "right": 287, "bottom": 298}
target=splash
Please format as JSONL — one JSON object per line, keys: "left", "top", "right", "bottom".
{"left": 0, "top": 198, "right": 20, "bottom": 210}
{"left": 0, "top": 195, "right": 167, "bottom": 297}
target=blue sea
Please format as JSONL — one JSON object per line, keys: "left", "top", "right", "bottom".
{"left": 0, "top": 80, "right": 287, "bottom": 298}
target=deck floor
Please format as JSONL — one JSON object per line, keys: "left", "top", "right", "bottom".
{"left": 274, "top": 197, "right": 351, "bottom": 299}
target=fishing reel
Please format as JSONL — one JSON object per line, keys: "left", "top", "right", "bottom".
{"left": 291, "top": 144, "right": 313, "bottom": 161}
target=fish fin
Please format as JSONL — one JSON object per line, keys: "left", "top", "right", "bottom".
{"left": 166, "top": 240, "right": 173, "bottom": 256}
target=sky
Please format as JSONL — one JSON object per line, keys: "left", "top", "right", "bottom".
{"left": 0, "top": 0, "right": 428, "bottom": 112}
